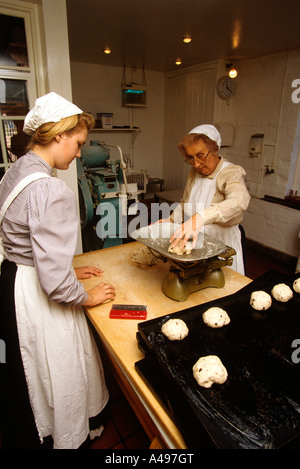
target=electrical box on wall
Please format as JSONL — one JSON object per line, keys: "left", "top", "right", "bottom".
{"left": 122, "top": 84, "right": 146, "bottom": 107}
{"left": 249, "top": 134, "right": 264, "bottom": 157}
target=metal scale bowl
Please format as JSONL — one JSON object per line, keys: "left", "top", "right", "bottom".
{"left": 131, "top": 223, "right": 236, "bottom": 301}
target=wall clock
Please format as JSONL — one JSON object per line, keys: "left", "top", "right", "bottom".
{"left": 217, "top": 76, "right": 235, "bottom": 100}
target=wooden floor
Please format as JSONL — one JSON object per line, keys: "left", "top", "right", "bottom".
{"left": 0, "top": 244, "right": 296, "bottom": 450}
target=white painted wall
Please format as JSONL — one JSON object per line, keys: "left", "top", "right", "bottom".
{"left": 70, "top": 62, "right": 165, "bottom": 178}
{"left": 70, "top": 52, "right": 300, "bottom": 259}
{"left": 163, "top": 62, "right": 218, "bottom": 190}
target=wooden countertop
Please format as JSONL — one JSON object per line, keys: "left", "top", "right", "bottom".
{"left": 73, "top": 242, "right": 252, "bottom": 448}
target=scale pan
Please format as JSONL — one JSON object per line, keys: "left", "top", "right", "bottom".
{"left": 130, "top": 223, "right": 227, "bottom": 262}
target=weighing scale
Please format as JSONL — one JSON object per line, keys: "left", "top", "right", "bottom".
{"left": 131, "top": 223, "right": 236, "bottom": 301}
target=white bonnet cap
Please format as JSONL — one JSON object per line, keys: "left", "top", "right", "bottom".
{"left": 23, "top": 92, "right": 83, "bottom": 135}
{"left": 189, "top": 124, "right": 221, "bottom": 148}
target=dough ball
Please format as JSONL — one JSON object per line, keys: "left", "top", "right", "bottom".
{"left": 168, "top": 242, "right": 193, "bottom": 256}
{"left": 271, "top": 283, "right": 293, "bottom": 302}
{"left": 202, "top": 307, "right": 230, "bottom": 328}
{"left": 293, "top": 278, "right": 300, "bottom": 294}
{"left": 131, "top": 246, "right": 159, "bottom": 265}
{"left": 193, "top": 355, "right": 228, "bottom": 388}
{"left": 250, "top": 290, "right": 272, "bottom": 311}
{"left": 161, "top": 318, "right": 189, "bottom": 341}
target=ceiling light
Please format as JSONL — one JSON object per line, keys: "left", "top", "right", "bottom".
{"left": 229, "top": 67, "right": 238, "bottom": 78}
{"left": 182, "top": 35, "right": 192, "bottom": 43}
{"left": 226, "top": 63, "right": 238, "bottom": 78}
{"left": 104, "top": 47, "right": 111, "bottom": 55}
{"left": 175, "top": 58, "right": 182, "bottom": 65}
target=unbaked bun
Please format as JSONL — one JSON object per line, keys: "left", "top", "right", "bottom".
{"left": 202, "top": 307, "right": 230, "bottom": 328}
{"left": 161, "top": 318, "right": 189, "bottom": 340}
{"left": 250, "top": 290, "right": 272, "bottom": 311}
{"left": 193, "top": 355, "right": 228, "bottom": 388}
{"left": 293, "top": 278, "right": 300, "bottom": 294}
{"left": 271, "top": 283, "right": 293, "bottom": 302}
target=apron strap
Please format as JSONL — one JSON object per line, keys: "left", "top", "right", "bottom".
{"left": 0, "top": 172, "right": 51, "bottom": 225}
{"left": 0, "top": 172, "right": 51, "bottom": 271}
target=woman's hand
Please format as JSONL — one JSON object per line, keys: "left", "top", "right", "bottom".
{"left": 75, "top": 266, "right": 103, "bottom": 279}
{"left": 83, "top": 282, "right": 116, "bottom": 306}
{"left": 169, "top": 213, "right": 204, "bottom": 249}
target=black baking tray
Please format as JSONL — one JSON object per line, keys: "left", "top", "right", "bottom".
{"left": 136, "top": 270, "right": 300, "bottom": 449}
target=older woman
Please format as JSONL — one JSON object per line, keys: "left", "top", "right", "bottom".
{"left": 0, "top": 92, "right": 115, "bottom": 449}
{"left": 168, "top": 124, "right": 250, "bottom": 275}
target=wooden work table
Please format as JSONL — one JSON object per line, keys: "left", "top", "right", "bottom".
{"left": 73, "top": 242, "right": 252, "bottom": 449}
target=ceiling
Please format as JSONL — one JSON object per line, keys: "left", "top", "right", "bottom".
{"left": 66, "top": 0, "right": 300, "bottom": 73}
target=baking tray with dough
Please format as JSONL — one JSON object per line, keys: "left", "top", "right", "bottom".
{"left": 136, "top": 270, "right": 300, "bottom": 449}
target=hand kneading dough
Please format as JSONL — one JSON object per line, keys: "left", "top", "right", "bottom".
{"left": 202, "top": 307, "right": 230, "bottom": 328}
{"left": 161, "top": 318, "right": 189, "bottom": 340}
{"left": 293, "top": 278, "right": 300, "bottom": 294}
{"left": 271, "top": 283, "right": 293, "bottom": 302}
{"left": 250, "top": 290, "right": 272, "bottom": 310}
{"left": 193, "top": 355, "right": 228, "bottom": 388}
{"left": 168, "top": 242, "right": 192, "bottom": 256}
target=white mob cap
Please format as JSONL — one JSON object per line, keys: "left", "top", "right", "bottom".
{"left": 23, "top": 92, "right": 83, "bottom": 135}
{"left": 189, "top": 124, "right": 221, "bottom": 148}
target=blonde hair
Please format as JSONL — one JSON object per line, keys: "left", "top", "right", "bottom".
{"left": 26, "top": 112, "right": 95, "bottom": 149}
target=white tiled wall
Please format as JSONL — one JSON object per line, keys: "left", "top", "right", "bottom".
{"left": 216, "top": 50, "right": 300, "bottom": 200}
{"left": 214, "top": 52, "right": 300, "bottom": 258}
{"left": 243, "top": 198, "right": 299, "bottom": 258}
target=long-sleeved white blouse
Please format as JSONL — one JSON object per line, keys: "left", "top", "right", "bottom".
{"left": 171, "top": 156, "right": 251, "bottom": 226}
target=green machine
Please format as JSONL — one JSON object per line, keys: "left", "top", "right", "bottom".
{"left": 77, "top": 140, "right": 143, "bottom": 251}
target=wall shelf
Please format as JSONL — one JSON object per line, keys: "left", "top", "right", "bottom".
{"left": 88, "top": 127, "right": 141, "bottom": 166}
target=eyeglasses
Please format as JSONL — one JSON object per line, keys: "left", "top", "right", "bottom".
{"left": 185, "top": 150, "right": 210, "bottom": 165}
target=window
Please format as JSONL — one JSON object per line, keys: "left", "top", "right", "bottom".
{"left": 0, "top": 77, "right": 30, "bottom": 173}
{"left": 0, "top": 13, "right": 29, "bottom": 68}
{"left": 0, "top": 2, "right": 38, "bottom": 174}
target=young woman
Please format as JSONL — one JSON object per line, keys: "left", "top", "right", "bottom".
{"left": 0, "top": 92, "right": 115, "bottom": 449}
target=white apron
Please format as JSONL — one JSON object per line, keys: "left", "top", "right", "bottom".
{"left": 14, "top": 265, "right": 108, "bottom": 449}
{"left": 186, "top": 162, "right": 245, "bottom": 275}
{"left": 0, "top": 173, "right": 109, "bottom": 449}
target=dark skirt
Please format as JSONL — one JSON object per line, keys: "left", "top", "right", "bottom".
{"left": 0, "top": 260, "right": 108, "bottom": 449}
{"left": 0, "top": 259, "right": 49, "bottom": 448}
